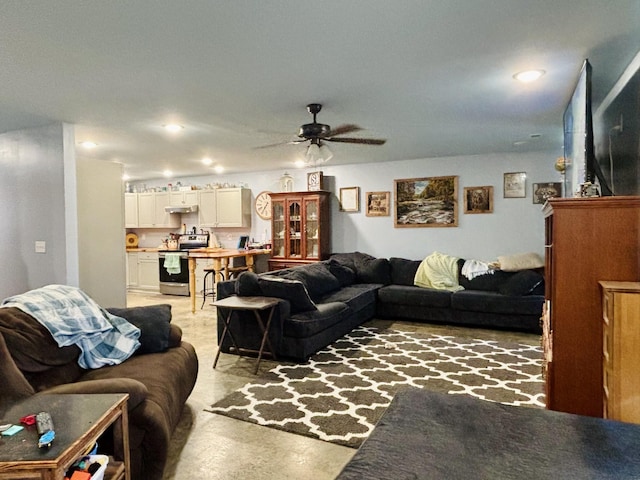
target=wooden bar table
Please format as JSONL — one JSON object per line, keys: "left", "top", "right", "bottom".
{"left": 187, "top": 248, "right": 271, "bottom": 313}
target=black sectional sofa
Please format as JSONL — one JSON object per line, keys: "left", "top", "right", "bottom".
{"left": 216, "top": 252, "right": 544, "bottom": 361}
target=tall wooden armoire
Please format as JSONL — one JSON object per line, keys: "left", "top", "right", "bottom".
{"left": 542, "top": 196, "right": 640, "bottom": 417}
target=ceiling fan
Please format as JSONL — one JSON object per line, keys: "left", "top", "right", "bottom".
{"left": 257, "top": 104, "right": 386, "bottom": 163}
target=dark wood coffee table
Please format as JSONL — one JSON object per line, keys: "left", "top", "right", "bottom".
{"left": 213, "top": 295, "right": 280, "bottom": 374}
{"left": 0, "top": 393, "right": 130, "bottom": 480}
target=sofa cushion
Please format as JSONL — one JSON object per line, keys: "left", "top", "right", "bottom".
{"left": 107, "top": 304, "right": 173, "bottom": 355}
{"left": 389, "top": 257, "right": 422, "bottom": 286}
{"left": 325, "top": 259, "right": 356, "bottom": 287}
{"left": 0, "top": 306, "right": 80, "bottom": 373}
{"left": 377, "top": 285, "right": 452, "bottom": 308}
{"left": 284, "top": 262, "right": 341, "bottom": 301}
{"left": 283, "top": 302, "right": 351, "bottom": 338}
{"left": 257, "top": 276, "right": 317, "bottom": 314}
{"left": 451, "top": 290, "right": 543, "bottom": 316}
{"left": 498, "top": 252, "right": 544, "bottom": 272}
{"left": 355, "top": 257, "right": 392, "bottom": 285}
{"left": 458, "top": 270, "right": 513, "bottom": 292}
{"left": 498, "top": 270, "right": 545, "bottom": 296}
{"left": 235, "top": 271, "right": 262, "bottom": 296}
{"left": 319, "top": 284, "right": 380, "bottom": 313}
{"left": 329, "top": 252, "right": 373, "bottom": 272}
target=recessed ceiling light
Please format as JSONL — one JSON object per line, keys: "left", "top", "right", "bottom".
{"left": 513, "top": 69, "right": 545, "bottom": 83}
{"left": 294, "top": 159, "right": 306, "bottom": 168}
{"left": 79, "top": 141, "right": 97, "bottom": 149}
{"left": 213, "top": 165, "right": 224, "bottom": 174}
{"left": 163, "top": 124, "right": 184, "bottom": 133}
{"left": 163, "top": 170, "right": 173, "bottom": 178}
{"left": 202, "top": 157, "right": 213, "bottom": 166}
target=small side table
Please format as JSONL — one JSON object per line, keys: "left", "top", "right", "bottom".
{"left": 213, "top": 296, "right": 280, "bottom": 374}
{"left": 0, "top": 393, "right": 130, "bottom": 479}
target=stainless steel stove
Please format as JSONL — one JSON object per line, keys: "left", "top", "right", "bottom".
{"left": 158, "top": 233, "right": 209, "bottom": 296}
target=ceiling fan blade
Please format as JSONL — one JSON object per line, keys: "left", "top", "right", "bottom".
{"left": 326, "top": 137, "right": 386, "bottom": 145}
{"left": 323, "top": 124, "right": 361, "bottom": 137}
{"left": 254, "top": 139, "right": 307, "bottom": 149}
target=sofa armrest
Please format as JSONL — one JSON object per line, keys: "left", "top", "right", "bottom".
{"left": 168, "top": 324, "right": 182, "bottom": 348}
{"left": 216, "top": 279, "right": 237, "bottom": 300}
{"left": 41, "top": 378, "right": 148, "bottom": 410}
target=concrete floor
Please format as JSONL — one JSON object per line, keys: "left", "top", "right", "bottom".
{"left": 126, "top": 291, "right": 540, "bottom": 480}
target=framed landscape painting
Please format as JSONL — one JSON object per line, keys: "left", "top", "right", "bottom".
{"left": 394, "top": 176, "right": 458, "bottom": 227}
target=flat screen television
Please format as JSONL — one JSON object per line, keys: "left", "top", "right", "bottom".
{"left": 593, "top": 51, "right": 640, "bottom": 196}
{"left": 563, "top": 59, "right": 597, "bottom": 197}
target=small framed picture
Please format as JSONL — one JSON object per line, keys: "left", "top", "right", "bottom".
{"left": 307, "top": 171, "right": 324, "bottom": 191}
{"left": 339, "top": 186, "right": 360, "bottom": 212}
{"left": 463, "top": 186, "right": 493, "bottom": 214}
{"left": 503, "top": 172, "right": 526, "bottom": 198}
{"left": 532, "top": 182, "right": 562, "bottom": 204}
{"left": 365, "top": 191, "right": 390, "bottom": 216}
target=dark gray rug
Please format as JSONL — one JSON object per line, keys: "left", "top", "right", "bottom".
{"left": 206, "top": 326, "right": 544, "bottom": 448}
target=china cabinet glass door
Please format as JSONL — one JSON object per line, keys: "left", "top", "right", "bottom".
{"left": 272, "top": 199, "right": 285, "bottom": 258}
{"left": 304, "top": 198, "right": 319, "bottom": 259}
{"left": 288, "top": 200, "right": 302, "bottom": 258}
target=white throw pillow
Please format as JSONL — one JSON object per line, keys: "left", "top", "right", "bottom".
{"left": 497, "top": 252, "right": 544, "bottom": 272}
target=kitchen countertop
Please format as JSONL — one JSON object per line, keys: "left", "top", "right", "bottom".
{"left": 126, "top": 247, "right": 160, "bottom": 252}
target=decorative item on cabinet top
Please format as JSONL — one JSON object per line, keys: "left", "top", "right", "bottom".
{"left": 280, "top": 172, "right": 294, "bottom": 192}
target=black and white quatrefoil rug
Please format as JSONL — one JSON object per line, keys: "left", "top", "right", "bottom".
{"left": 206, "top": 326, "right": 544, "bottom": 448}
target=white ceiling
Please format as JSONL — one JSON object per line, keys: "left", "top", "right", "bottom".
{"left": 1, "top": 1, "right": 638, "bottom": 180}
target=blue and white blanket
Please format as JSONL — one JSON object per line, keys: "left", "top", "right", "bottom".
{"left": 1, "top": 284, "right": 140, "bottom": 369}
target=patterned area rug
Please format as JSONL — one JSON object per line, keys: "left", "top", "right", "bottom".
{"left": 206, "top": 326, "right": 544, "bottom": 448}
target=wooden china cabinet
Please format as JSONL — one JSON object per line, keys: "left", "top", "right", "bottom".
{"left": 268, "top": 191, "right": 331, "bottom": 270}
{"left": 542, "top": 196, "right": 640, "bottom": 418}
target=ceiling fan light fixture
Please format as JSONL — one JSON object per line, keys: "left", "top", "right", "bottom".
{"left": 306, "top": 142, "right": 333, "bottom": 165}
{"left": 318, "top": 144, "right": 333, "bottom": 162}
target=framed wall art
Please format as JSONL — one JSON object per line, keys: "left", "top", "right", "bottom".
{"left": 394, "top": 175, "right": 458, "bottom": 227}
{"left": 503, "top": 172, "right": 526, "bottom": 198}
{"left": 307, "top": 171, "right": 324, "bottom": 191}
{"left": 532, "top": 182, "right": 562, "bottom": 204}
{"left": 365, "top": 191, "right": 390, "bottom": 216}
{"left": 463, "top": 186, "right": 493, "bottom": 214}
{"left": 339, "top": 186, "right": 360, "bottom": 212}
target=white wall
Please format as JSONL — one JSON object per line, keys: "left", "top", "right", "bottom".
{"left": 135, "top": 150, "right": 560, "bottom": 262}
{"left": 0, "top": 123, "right": 127, "bottom": 305}
{"left": 0, "top": 124, "right": 68, "bottom": 299}
{"left": 77, "top": 158, "right": 126, "bottom": 307}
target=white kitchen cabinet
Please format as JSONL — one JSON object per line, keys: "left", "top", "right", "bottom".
{"left": 169, "top": 190, "right": 198, "bottom": 206}
{"left": 198, "top": 188, "right": 251, "bottom": 228}
{"left": 127, "top": 251, "right": 159, "bottom": 291}
{"left": 137, "top": 251, "right": 160, "bottom": 290}
{"left": 126, "top": 251, "right": 139, "bottom": 287}
{"left": 137, "top": 192, "right": 180, "bottom": 228}
{"left": 198, "top": 190, "right": 217, "bottom": 226}
{"left": 124, "top": 193, "right": 138, "bottom": 228}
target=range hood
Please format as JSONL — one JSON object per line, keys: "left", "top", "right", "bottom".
{"left": 165, "top": 205, "right": 198, "bottom": 214}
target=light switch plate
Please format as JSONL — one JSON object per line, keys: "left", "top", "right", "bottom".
{"left": 35, "top": 241, "right": 46, "bottom": 253}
